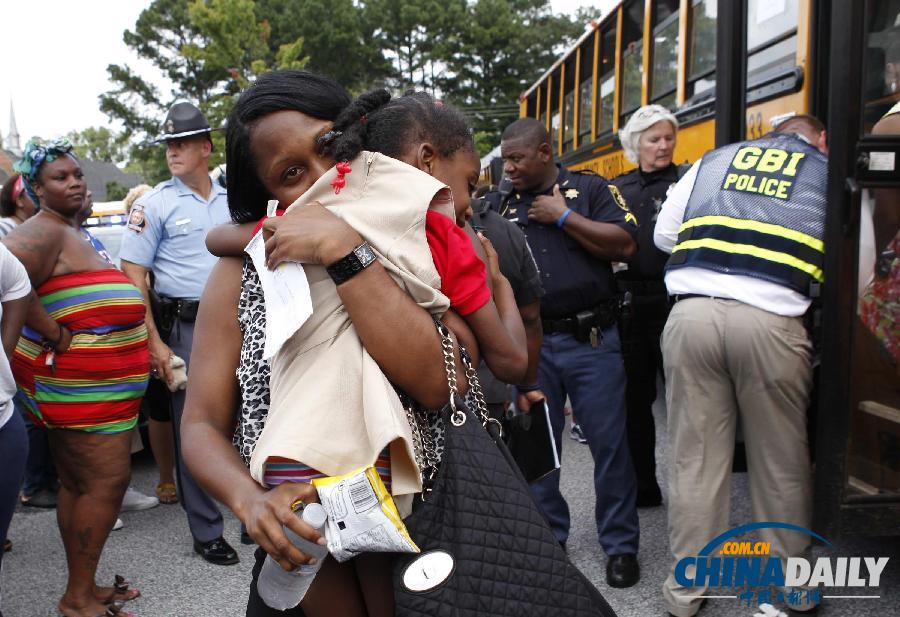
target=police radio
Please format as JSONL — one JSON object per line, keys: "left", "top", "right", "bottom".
{"left": 498, "top": 176, "right": 515, "bottom": 214}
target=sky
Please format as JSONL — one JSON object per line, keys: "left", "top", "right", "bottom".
{"left": 0, "top": 0, "right": 616, "bottom": 145}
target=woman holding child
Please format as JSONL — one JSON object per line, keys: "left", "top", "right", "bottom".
{"left": 183, "top": 70, "right": 525, "bottom": 616}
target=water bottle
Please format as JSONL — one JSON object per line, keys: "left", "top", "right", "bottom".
{"left": 256, "top": 502, "right": 329, "bottom": 610}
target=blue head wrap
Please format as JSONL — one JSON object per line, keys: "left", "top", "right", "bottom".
{"left": 13, "top": 138, "right": 76, "bottom": 207}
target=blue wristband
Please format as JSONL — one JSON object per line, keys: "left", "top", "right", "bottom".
{"left": 557, "top": 208, "right": 573, "bottom": 228}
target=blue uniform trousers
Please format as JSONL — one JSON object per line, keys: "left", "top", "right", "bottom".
{"left": 530, "top": 327, "right": 640, "bottom": 555}
{"left": 169, "top": 320, "right": 224, "bottom": 543}
{"left": 18, "top": 403, "right": 56, "bottom": 496}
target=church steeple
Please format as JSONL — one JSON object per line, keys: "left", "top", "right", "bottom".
{"left": 7, "top": 101, "right": 21, "bottom": 156}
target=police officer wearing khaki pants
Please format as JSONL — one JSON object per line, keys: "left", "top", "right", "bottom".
{"left": 654, "top": 115, "right": 828, "bottom": 617}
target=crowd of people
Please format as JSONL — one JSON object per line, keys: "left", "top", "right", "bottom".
{"left": 0, "top": 67, "right": 895, "bottom": 617}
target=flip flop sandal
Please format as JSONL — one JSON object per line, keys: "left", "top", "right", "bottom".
{"left": 111, "top": 575, "right": 141, "bottom": 602}
{"left": 155, "top": 482, "right": 178, "bottom": 504}
{"left": 104, "top": 601, "right": 135, "bottom": 617}
{"left": 60, "top": 601, "right": 134, "bottom": 617}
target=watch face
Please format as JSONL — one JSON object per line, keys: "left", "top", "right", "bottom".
{"left": 354, "top": 243, "right": 377, "bottom": 267}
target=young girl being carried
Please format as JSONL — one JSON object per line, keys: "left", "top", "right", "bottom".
{"left": 209, "top": 90, "right": 526, "bottom": 517}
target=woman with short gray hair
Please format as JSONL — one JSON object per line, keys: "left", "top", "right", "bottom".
{"left": 612, "top": 104, "right": 683, "bottom": 509}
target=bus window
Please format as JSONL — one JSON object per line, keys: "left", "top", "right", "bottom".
{"left": 596, "top": 25, "right": 617, "bottom": 136}
{"left": 651, "top": 0, "right": 680, "bottom": 109}
{"left": 620, "top": 0, "right": 645, "bottom": 123}
{"left": 540, "top": 82, "right": 548, "bottom": 128}
{"left": 563, "top": 60, "right": 577, "bottom": 152}
{"left": 746, "top": 0, "right": 799, "bottom": 86}
{"left": 550, "top": 69, "right": 561, "bottom": 150}
{"left": 526, "top": 93, "right": 537, "bottom": 119}
{"left": 861, "top": 0, "right": 900, "bottom": 131}
{"left": 579, "top": 33, "right": 596, "bottom": 142}
{"left": 687, "top": 0, "right": 716, "bottom": 101}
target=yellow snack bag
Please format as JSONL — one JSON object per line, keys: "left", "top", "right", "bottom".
{"left": 312, "top": 466, "right": 419, "bottom": 562}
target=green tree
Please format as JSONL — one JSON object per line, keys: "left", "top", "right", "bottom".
{"left": 259, "top": 0, "right": 390, "bottom": 93}
{"left": 440, "top": 0, "right": 586, "bottom": 154}
{"left": 362, "top": 0, "right": 467, "bottom": 92}
{"left": 101, "top": 0, "right": 309, "bottom": 183}
{"left": 105, "top": 181, "right": 130, "bottom": 201}
{"left": 66, "top": 127, "right": 128, "bottom": 164}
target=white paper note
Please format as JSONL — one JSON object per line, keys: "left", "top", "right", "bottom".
{"left": 245, "top": 231, "right": 313, "bottom": 360}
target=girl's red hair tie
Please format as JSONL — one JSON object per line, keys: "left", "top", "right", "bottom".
{"left": 332, "top": 161, "right": 352, "bottom": 194}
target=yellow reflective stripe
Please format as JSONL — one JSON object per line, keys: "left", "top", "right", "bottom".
{"left": 679, "top": 215, "right": 824, "bottom": 253}
{"left": 672, "top": 238, "right": 825, "bottom": 282}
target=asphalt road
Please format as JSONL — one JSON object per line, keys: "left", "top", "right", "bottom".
{"left": 3, "top": 399, "right": 899, "bottom": 616}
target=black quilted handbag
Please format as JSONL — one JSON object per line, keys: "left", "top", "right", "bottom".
{"left": 394, "top": 321, "right": 617, "bottom": 617}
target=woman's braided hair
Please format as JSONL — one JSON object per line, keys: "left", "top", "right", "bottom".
{"left": 322, "top": 90, "right": 475, "bottom": 163}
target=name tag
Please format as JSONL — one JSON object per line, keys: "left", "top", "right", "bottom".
{"left": 175, "top": 218, "right": 192, "bottom": 226}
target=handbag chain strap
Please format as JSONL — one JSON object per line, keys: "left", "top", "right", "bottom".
{"left": 404, "top": 395, "right": 440, "bottom": 479}
{"left": 406, "top": 318, "right": 506, "bottom": 485}
{"left": 436, "top": 319, "right": 467, "bottom": 427}
{"left": 460, "top": 348, "right": 504, "bottom": 437}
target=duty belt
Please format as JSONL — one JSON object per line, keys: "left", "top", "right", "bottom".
{"left": 155, "top": 296, "right": 200, "bottom": 343}
{"left": 159, "top": 297, "right": 200, "bottom": 322}
{"left": 542, "top": 301, "right": 618, "bottom": 337}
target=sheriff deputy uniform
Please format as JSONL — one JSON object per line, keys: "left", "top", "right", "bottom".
{"left": 485, "top": 165, "right": 641, "bottom": 559}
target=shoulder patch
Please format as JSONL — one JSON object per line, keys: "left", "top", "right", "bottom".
{"left": 608, "top": 185, "right": 637, "bottom": 225}
{"left": 126, "top": 203, "right": 146, "bottom": 234}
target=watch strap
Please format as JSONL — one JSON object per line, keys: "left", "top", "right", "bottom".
{"left": 326, "top": 242, "right": 376, "bottom": 285}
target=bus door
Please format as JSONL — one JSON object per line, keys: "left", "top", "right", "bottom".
{"left": 815, "top": 0, "right": 900, "bottom": 537}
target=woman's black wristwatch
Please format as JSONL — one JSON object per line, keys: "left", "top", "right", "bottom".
{"left": 326, "top": 241, "right": 377, "bottom": 285}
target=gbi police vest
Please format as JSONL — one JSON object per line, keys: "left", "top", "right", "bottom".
{"left": 666, "top": 132, "right": 827, "bottom": 296}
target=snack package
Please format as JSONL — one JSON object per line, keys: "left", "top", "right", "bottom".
{"left": 312, "top": 466, "right": 419, "bottom": 562}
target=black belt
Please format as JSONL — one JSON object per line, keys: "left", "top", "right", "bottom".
{"left": 542, "top": 302, "right": 618, "bottom": 337}
{"left": 154, "top": 296, "right": 200, "bottom": 344}
{"left": 160, "top": 297, "right": 200, "bottom": 322}
{"left": 673, "top": 294, "right": 721, "bottom": 303}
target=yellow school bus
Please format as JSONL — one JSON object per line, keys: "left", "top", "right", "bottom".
{"left": 515, "top": 0, "right": 818, "bottom": 180}
{"left": 513, "top": 0, "right": 900, "bottom": 540}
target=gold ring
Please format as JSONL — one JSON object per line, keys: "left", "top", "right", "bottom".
{"left": 290, "top": 498, "right": 305, "bottom": 512}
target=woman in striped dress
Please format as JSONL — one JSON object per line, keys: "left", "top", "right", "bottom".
{"left": 3, "top": 140, "right": 148, "bottom": 617}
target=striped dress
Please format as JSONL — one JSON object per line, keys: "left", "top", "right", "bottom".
{"left": 12, "top": 269, "right": 150, "bottom": 433}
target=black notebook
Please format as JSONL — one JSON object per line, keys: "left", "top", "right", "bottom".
{"left": 506, "top": 399, "right": 561, "bottom": 483}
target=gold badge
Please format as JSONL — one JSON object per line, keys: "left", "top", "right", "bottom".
{"left": 564, "top": 188, "right": 579, "bottom": 199}
{"left": 608, "top": 185, "right": 637, "bottom": 225}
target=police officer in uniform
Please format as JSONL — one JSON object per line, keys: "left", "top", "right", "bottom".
{"left": 655, "top": 116, "right": 828, "bottom": 616}
{"left": 486, "top": 118, "right": 641, "bottom": 588}
{"left": 120, "top": 102, "right": 238, "bottom": 565}
{"left": 611, "top": 105, "right": 685, "bottom": 508}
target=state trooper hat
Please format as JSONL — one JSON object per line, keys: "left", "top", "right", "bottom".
{"left": 154, "top": 101, "right": 218, "bottom": 143}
